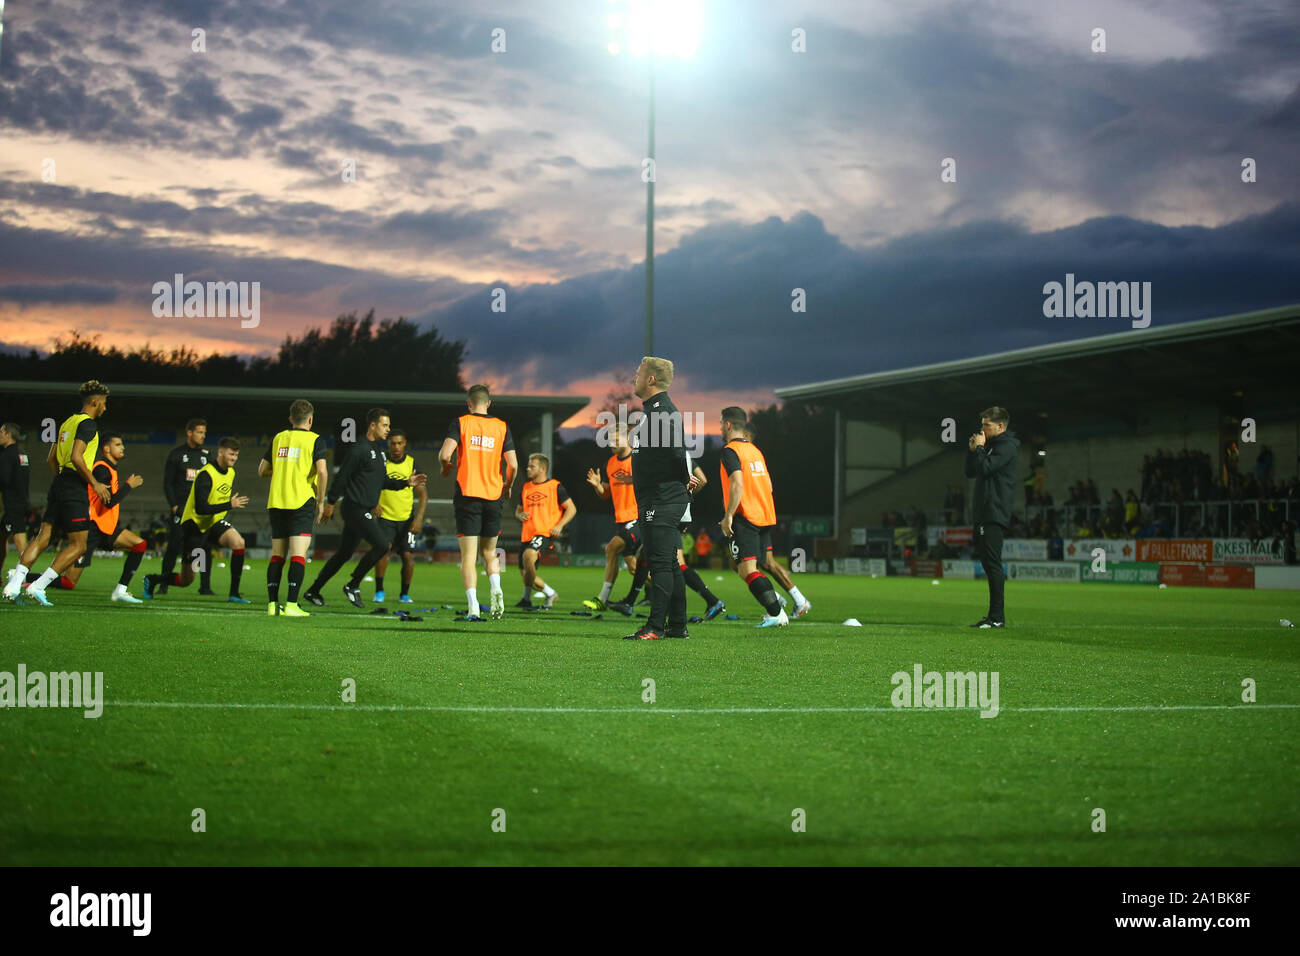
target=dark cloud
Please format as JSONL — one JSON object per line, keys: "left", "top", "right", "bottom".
{"left": 168, "top": 74, "right": 236, "bottom": 122}
{"left": 127, "top": 67, "right": 169, "bottom": 106}
{"left": 276, "top": 146, "right": 318, "bottom": 168}
{"left": 380, "top": 207, "right": 507, "bottom": 242}
{"left": 234, "top": 104, "right": 285, "bottom": 132}
{"left": 0, "top": 282, "right": 122, "bottom": 306}
{"left": 0, "top": 214, "right": 478, "bottom": 316}
{"left": 422, "top": 203, "right": 1300, "bottom": 393}
{"left": 0, "top": 181, "right": 610, "bottom": 273}
{"left": 95, "top": 35, "right": 144, "bottom": 58}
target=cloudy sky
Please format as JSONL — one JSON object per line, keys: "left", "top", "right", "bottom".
{"left": 1, "top": 0, "right": 1298, "bottom": 427}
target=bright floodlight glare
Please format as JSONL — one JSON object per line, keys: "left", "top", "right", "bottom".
{"left": 621, "top": 0, "right": 702, "bottom": 59}
{"left": 607, "top": 40, "right": 621, "bottom": 55}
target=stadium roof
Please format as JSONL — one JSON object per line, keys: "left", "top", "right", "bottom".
{"left": 774, "top": 303, "right": 1300, "bottom": 426}
{"left": 0, "top": 382, "right": 590, "bottom": 453}
{"left": 0, "top": 381, "right": 589, "bottom": 418}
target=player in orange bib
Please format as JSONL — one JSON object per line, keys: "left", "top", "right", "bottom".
{"left": 24, "top": 432, "right": 149, "bottom": 603}
{"left": 719, "top": 406, "right": 805, "bottom": 628}
{"left": 439, "top": 384, "right": 518, "bottom": 621}
{"left": 743, "top": 421, "right": 811, "bottom": 618}
{"left": 582, "top": 426, "right": 640, "bottom": 610}
{"left": 514, "top": 453, "right": 576, "bottom": 609}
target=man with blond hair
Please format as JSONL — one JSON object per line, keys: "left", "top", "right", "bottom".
{"left": 622, "top": 357, "right": 696, "bottom": 640}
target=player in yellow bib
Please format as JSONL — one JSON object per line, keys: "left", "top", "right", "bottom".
{"left": 257, "top": 399, "right": 329, "bottom": 617}
{"left": 143, "top": 437, "right": 250, "bottom": 602}
{"left": 5, "top": 380, "right": 111, "bottom": 606}
{"left": 373, "top": 428, "right": 428, "bottom": 603}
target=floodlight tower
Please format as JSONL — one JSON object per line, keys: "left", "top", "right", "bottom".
{"left": 606, "top": 0, "right": 703, "bottom": 356}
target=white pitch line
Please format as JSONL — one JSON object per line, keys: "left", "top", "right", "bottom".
{"left": 107, "top": 701, "right": 1300, "bottom": 715}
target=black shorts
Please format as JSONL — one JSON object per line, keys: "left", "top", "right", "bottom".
{"left": 0, "top": 512, "right": 29, "bottom": 535}
{"left": 454, "top": 494, "right": 502, "bottom": 538}
{"left": 75, "top": 522, "right": 122, "bottom": 568}
{"left": 380, "top": 516, "right": 415, "bottom": 555}
{"left": 269, "top": 500, "right": 315, "bottom": 539}
{"left": 613, "top": 520, "right": 641, "bottom": 551}
{"left": 519, "top": 535, "right": 553, "bottom": 567}
{"left": 182, "top": 518, "right": 234, "bottom": 550}
{"left": 728, "top": 515, "right": 774, "bottom": 564}
{"left": 43, "top": 473, "right": 91, "bottom": 534}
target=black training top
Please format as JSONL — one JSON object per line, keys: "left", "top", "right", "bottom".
{"left": 163, "top": 443, "right": 210, "bottom": 509}
{"left": 631, "top": 390, "right": 690, "bottom": 508}
{"left": 0, "top": 443, "right": 32, "bottom": 512}
{"left": 328, "top": 437, "right": 409, "bottom": 509}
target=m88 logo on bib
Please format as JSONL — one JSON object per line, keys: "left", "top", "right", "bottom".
{"left": 469, "top": 435, "right": 496, "bottom": 449}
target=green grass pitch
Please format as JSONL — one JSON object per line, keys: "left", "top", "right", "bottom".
{"left": 2, "top": 560, "right": 1297, "bottom": 866}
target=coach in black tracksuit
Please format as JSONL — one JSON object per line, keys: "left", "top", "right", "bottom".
{"left": 0, "top": 423, "right": 32, "bottom": 548}
{"left": 964, "top": 406, "right": 1020, "bottom": 628}
{"left": 624, "top": 357, "right": 693, "bottom": 640}
{"left": 156, "top": 419, "right": 210, "bottom": 594}
{"left": 303, "top": 409, "right": 425, "bottom": 609}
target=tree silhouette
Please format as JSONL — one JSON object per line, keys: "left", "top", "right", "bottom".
{"left": 0, "top": 311, "right": 466, "bottom": 391}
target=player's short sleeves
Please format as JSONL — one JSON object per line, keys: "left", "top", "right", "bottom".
{"left": 75, "top": 418, "right": 97, "bottom": 444}
{"left": 444, "top": 419, "right": 460, "bottom": 443}
{"left": 503, "top": 427, "right": 515, "bottom": 452}
{"left": 556, "top": 483, "right": 569, "bottom": 504}
{"left": 721, "top": 447, "right": 742, "bottom": 475}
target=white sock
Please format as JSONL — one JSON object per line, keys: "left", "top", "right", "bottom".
{"left": 542, "top": 584, "right": 556, "bottom": 598}
{"left": 34, "top": 567, "right": 59, "bottom": 591}
{"left": 488, "top": 572, "right": 501, "bottom": 593}
{"left": 466, "top": 587, "right": 478, "bottom": 616}
{"left": 9, "top": 563, "right": 29, "bottom": 583}
{"left": 113, "top": 583, "right": 128, "bottom": 596}
{"left": 788, "top": 586, "right": 806, "bottom": 606}
{"left": 599, "top": 581, "right": 613, "bottom": 602}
